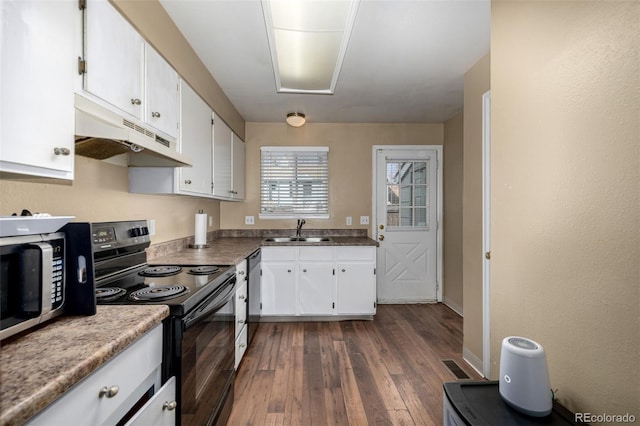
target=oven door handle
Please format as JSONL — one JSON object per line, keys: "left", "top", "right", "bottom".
{"left": 183, "top": 276, "right": 236, "bottom": 328}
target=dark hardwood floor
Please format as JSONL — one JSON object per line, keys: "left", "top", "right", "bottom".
{"left": 227, "top": 304, "right": 481, "bottom": 425}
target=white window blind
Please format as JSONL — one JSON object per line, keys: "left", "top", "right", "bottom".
{"left": 260, "top": 146, "right": 329, "bottom": 218}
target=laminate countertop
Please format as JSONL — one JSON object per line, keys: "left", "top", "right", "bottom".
{"left": 148, "top": 236, "right": 378, "bottom": 266}
{"left": 0, "top": 305, "right": 169, "bottom": 426}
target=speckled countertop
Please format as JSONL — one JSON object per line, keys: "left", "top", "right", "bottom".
{"left": 0, "top": 305, "right": 169, "bottom": 426}
{"left": 148, "top": 230, "right": 378, "bottom": 266}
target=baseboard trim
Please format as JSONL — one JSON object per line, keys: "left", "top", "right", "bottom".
{"left": 462, "top": 347, "right": 484, "bottom": 378}
{"left": 443, "top": 297, "right": 463, "bottom": 316}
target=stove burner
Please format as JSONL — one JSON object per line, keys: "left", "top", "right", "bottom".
{"left": 139, "top": 265, "right": 182, "bottom": 277}
{"left": 129, "top": 285, "right": 188, "bottom": 301}
{"left": 189, "top": 266, "right": 220, "bottom": 275}
{"left": 96, "top": 287, "right": 126, "bottom": 302}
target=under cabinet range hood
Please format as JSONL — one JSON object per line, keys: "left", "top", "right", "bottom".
{"left": 74, "top": 94, "right": 192, "bottom": 167}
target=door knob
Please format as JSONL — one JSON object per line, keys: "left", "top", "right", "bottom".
{"left": 378, "top": 235, "right": 384, "bottom": 241}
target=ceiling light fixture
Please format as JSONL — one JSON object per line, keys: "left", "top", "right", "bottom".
{"left": 262, "top": 0, "right": 360, "bottom": 94}
{"left": 286, "top": 112, "right": 306, "bottom": 127}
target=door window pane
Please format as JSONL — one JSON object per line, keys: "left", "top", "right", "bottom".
{"left": 386, "top": 159, "right": 430, "bottom": 229}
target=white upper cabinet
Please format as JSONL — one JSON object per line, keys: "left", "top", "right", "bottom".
{"left": 0, "top": 0, "right": 76, "bottom": 179}
{"left": 212, "top": 114, "right": 233, "bottom": 198}
{"left": 84, "top": 0, "right": 144, "bottom": 119}
{"left": 212, "top": 115, "right": 245, "bottom": 201}
{"left": 83, "top": 0, "right": 178, "bottom": 139}
{"left": 178, "top": 81, "right": 213, "bottom": 195}
{"left": 145, "top": 46, "right": 179, "bottom": 138}
{"left": 232, "top": 133, "right": 246, "bottom": 200}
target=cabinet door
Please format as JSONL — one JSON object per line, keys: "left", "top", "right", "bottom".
{"left": 0, "top": 0, "right": 75, "bottom": 179}
{"left": 336, "top": 263, "right": 376, "bottom": 314}
{"left": 84, "top": 0, "right": 144, "bottom": 118}
{"left": 125, "top": 377, "right": 176, "bottom": 426}
{"left": 212, "top": 114, "right": 233, "bottom": 198}
{"left": 261, "top": 263, "right": 296, "bottom": 315}
{"left": 179, "top": 81, "right": 212, "bottom": 195}
{"left": 231, "top": 133, "right": 246, "bottom": 200}
{"left": 145, "top": 46, "right": 179, "bottom": 138}
{"left": 298, "top": 264, "right": 334, "bottom": 315}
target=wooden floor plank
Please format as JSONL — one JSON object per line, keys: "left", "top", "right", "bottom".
{"left": 227, "top": 304, "right": 481, "bottom": 425}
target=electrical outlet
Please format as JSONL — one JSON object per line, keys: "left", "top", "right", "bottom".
{"left": 209, "top": 215, "right": 214, "bottom": 227}
{"left": 245, "top": 216, "right": 255, "bottom": 225}
{"left": 360, "top": 216, "right": 369, "bottom": 225}
{"left": 346, "top": 216, "right": 352, "bottom": 226}
{"left": 148, "top": 219, "right": 156, "bottom": 235}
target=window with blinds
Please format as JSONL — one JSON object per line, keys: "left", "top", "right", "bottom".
{"left": 260, "top": 146, "right": 329, "bottom": 218}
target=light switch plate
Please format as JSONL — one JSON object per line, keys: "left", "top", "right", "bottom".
{"left": 245, "top": 216, "right": 255, "bottom": 225}
{"left": 148, "top": 219, "right": 156, "bottom": 235}
{"left": 360, "top": 216, "right": 369, "bottom": 225}
{"left": 346, "top": 216, "right": 352, "bottom": 226}
{"left": 209, "top": 215, "right": 214, "bottom": 227}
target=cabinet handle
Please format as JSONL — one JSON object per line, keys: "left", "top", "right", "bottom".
{"left": 238, "top": 320, "right": 245, "bottom": 325}
{"left": 239, "top": 343, "right": 246, "bottom": 349}
{"left": 228, "top": 190, "right": 238, "bottom": 195}
{"left": 238, "top": 294, "right": 246, "bottom": 300}
{"left": 184, "top": 180, "right": 192, "bottom": 184}
{"left": 53, "top": 147, "right": 70, "bottom": 156}
{"left": 303, "top": 269, "right": 307, "bottom": 273}
{"left": 163, "top": 401, "right": 178, "bottom": 411}
{"left": 98, "top": 385, "right": 119, "bottom": 398}
{"left": 238, "top": 271, "right": 245, "bottom": 275}
{"left": 341, "top": 269, "right": 346, "bottom": 273}
{"left": 130, "top": 98, "right": 142, "bottom": 105}
{"left": 287, "top": 269, "right": 292, "bottom": 273}
{"left": 151, "top": 111, "right": 161, "bottom": 118}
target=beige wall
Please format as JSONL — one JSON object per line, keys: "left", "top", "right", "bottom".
{"left": 443, "top": 112, "right": 464, "bottom": 314}
{"left": 220, "top": 123, "right": 443, "bottom": 231}
{"left": 111, "top": 0, "right": 245, "bottom": 139}
{"left": 462, "top": 54, "right": 490, "bottom": 369}
{"left": 0, "top": 157, "right": 221, "bottom": 243}
{"left": 491, "top": 0, "right": 639, "bottom": 417}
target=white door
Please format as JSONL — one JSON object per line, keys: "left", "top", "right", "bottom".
{"left": 145, "top": 45, "right": 179, "bottom": 138}
{"left": 375, "top": 147, "right": 440, "bottom": 303}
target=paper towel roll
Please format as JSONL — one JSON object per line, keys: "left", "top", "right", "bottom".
{"left": 194, "top": 213, "right": 207, "bottom": 246}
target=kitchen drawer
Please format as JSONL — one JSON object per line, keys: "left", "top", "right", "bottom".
{"left": 235, "top": 280, "right": 247, "bottom": 339}
{"left": 298, "top": 246, "right": 333, "bottom": 261}
{"left": 28, "top": 325, "right": 162, "bottom": 426}
{"left": 235, "top": 324, "right": 248, "bottom": 369}
{"left": 236, "top": 259, "right": 247, "bottom": 281}
{"left": 261, "top": 246, "right": 296, "bottom": 261}
{"left": 125, "top": 377, "right": 176, "bottom": 426}
{"left": 336, "top": 246, "right": 376, "bottom": 261}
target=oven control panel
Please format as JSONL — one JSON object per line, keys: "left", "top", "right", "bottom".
{"left": 91, "top": 220, "right": 151, "bottom": 251}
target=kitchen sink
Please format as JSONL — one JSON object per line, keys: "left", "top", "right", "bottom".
{"left": 263, "top": 236, "right": 332, "bottom": 243}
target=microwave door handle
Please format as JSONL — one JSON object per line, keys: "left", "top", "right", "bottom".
{"left": 31, "top": 243, "right": 54, "bottom": 316}
{"left": 183, "top": 278, "right": 236, "bottom": 328}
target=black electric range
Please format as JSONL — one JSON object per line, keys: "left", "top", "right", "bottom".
{"left": 65, "top": 220, "right": 237, "bottom": 426}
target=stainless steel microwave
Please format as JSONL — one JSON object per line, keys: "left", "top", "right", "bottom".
{"left": 0, "top": 226, "right": 96, "bottom": 341}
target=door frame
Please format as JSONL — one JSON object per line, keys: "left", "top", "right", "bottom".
{"left": 482, "top": 91, "right": 491, "bottom": 378}
{"left": 371, "top": 145, "right": 443, "bottom": 302}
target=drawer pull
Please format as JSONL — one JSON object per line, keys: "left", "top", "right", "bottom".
{"left": 163, "top": 401, "right": 178, "bottom": 411}
{"left": 98, "top": 385, "right": 119, "bottom": 398}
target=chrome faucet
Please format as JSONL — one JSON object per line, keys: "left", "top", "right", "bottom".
{"left": 296, "top": 219, "right": 306, "bottom": 239}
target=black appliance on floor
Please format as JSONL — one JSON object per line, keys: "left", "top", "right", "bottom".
{"left": 87, "top": 220, "right": 236, "bottom": 426}
{"left": 443, "top": 381, "right": 585, "bottom": 425}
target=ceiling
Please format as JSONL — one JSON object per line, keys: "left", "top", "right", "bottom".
{"left": 159, "top": 0, "right": 490, "bottom": 124}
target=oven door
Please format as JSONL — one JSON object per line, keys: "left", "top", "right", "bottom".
{"left": 177, "top": 276, "right": 236, "bottom": 426}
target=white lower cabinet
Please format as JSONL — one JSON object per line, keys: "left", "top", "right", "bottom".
{"left": 235, "top": 259, "right": 248, "bottom": 369}
{"left": 261, "top": 263, "right": 297, "bottom": 315}
{"left": 125, "top": 377, "right": 176, "bottom": 426}
{"left": 28, "top": 325, "right": 170, "bottom": 426}
{"left": 298, "top": 263, "right": 334, "bottom": 315}
{"left": 260, "top": 246, "right": 376, "bottom": 317}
